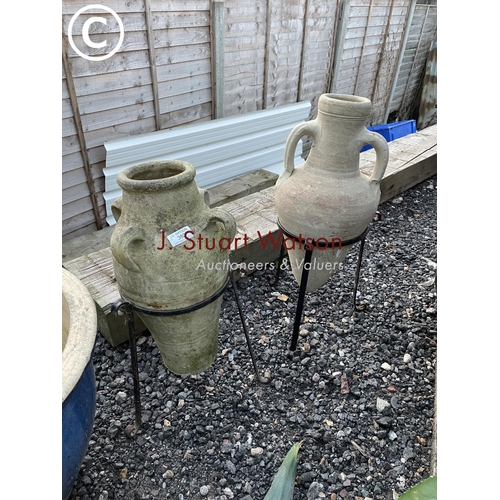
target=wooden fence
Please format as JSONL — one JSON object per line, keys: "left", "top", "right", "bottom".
{"left": 62, "top": 0, "right": 437, "bottom": 241}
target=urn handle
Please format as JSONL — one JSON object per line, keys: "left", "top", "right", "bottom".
{"left": 281, "top": 120, "right": 321, "bottom": 184}
{"left": 361, "top": 130, "right": 389, "bottom": 184}
{"left": 111, "top": 197, "right": 122, "bottom": 222}
{"left": 203, "top": 208, "right": 237, "bottom": 242}
{"left": 199, "top": 187, "right": 210, "bottom": 207}
{"left": 111, "top": 226, "right": 145, "bottom": 273}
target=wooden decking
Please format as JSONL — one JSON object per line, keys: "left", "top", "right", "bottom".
{"left": 62, "top": 125, "right": 437, "bottom": 346}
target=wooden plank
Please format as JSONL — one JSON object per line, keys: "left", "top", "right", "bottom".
{"left": 225, "top": 48, "right": 266, "bottom": 66}
{"left": 159, "top": 72, "right": 212, "bottom": 103}
{"left": 63, "top": 1, "right": 209, "bottom": 16}
{"left": 225, "top": 72, "right": 264, "bottom": 91}
{"left": 156, "top": 58, "right": 211, "bottom": 83}
{"left": 62, "top": 209, "right": 100, "bottom": 238}
{"left": 63, "top": 220, "right": 100, "bottom": 243}
{"left": 155, "top": 43, "right": 211, "bottom": 65}
{"left": 208, "top": 170, "right": 279, "bottom": 208}
{"left": 154, "top": 26, "right": 210, "bottom": 48}
{"left": 63, "top": 117, "right": 157, "bottom": 156}
{"left": 63, "top": 146, "right": 105, "bottom": 174}
{"left": 226, "top": 1, "right": 267, "bottom": 23}
{"left": 224, "top": 100, "right": 263, "bottom": 116}
{"left": 151, "top": 0, "right": 210, "bottom": 10}
{"left": 224, "top": 34, "right": 268, "bottom": 52}
{"left": 379, "top": 152, "right": 436, "bottom": 204}
{"left": 159, "top": 103, "right": 213, "bottom": 128}
{"left": 62, "top": 12, "right": 146, "bottom": 34}
{"left": 67, "top": 30, "right": 149, "bottom": 58}
{"left": 62, "top": 165, "right": 104, "bottom": 193}
{"left": 70, "top": 68, "right": 152, "bottom": 96}
{"left": 226, "top": 62, "right": 265, "bottom": 80}
{"left": 78, "top": 101, "right": 156, "bottom": 133}
{"left": 62, "top": 116, "right": 77, "bottom": 138}
{"left": 63, "top": 182, "right": 91, "bottom": 205}
{"left": 71, "top": 85, "right": 155, "bottom": 116}
{"left": 63, "top": 226, "right": 115, "bottom": 263}
{"left": 151, "top": 10, "right": 211, "bottom": 29}
{"left": 67, "top": 49, "right": 151, "bottom": 78}
{"left": 62, "top": 1, "right": 146, "bottom": 14}
{"left": 159, "top": 88, "right": 212, "bottom": 114}
{"left": 62, "top": 150, "right": 85, "bottom": 172}
{"left": 226, "top": 21, "right": 267, "bottom": 35}
{"left": 64, "top": 189, "right": 105, "bottom": 216}
{"left": 62, "top": 98, "right": 73, "bottom": 119}
{"left": 65, "top": 38, "right": 210, "bottom": 78}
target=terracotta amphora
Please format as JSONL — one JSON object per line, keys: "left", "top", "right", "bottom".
{"left": 110, "top": 160, "right": 236, "bottom": 374}
{"left": 275, "top": 93, "right": 389, "bottom": 292}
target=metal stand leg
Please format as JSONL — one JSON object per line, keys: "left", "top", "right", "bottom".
{"left": 275, "top": 220, "right": 370, "bottom": 351}
{"left": 111, "top": 299, "right": 142, "bottom": 431}
{"left": 230, "top": 269, "right": 270, "bottom": 384}
{"left": 271, "top": 233, "right": 286, "bottom": 285}
{"left": 352, "top": 236, "right": 367, "bottom": 312}
{"left": 290, "top": 248, "right": 313, "bottom": 351}
{"left": 109, "top": 269, "right": 270, "bottom": 429}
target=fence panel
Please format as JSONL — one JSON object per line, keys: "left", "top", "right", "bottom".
{"left": 388, "top": 3, "right": 437, "bottom": 120}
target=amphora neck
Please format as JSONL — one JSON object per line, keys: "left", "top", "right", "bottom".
{"left": 309, "top": 94, "right": 372, "bottom": 175}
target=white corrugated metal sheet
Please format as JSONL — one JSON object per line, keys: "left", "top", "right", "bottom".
{"left": 103, "top": 101, "right": 311, "bottom": 225}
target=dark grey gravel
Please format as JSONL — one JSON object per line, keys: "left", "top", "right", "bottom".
{"left": 69, "top": 176, "right": 437, "bottom": 500}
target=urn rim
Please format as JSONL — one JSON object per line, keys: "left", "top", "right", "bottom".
{"left": 117, "top": 160, "right": 196, "bottom": 192}
{"left": 318, "top": 93, "right": 372, "bottom": 118}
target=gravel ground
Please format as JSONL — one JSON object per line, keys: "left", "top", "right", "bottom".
{"left": 69, "top": 176, "right": 437, "bottom": 500}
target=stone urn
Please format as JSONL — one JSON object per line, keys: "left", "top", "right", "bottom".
{"left": 275, "top": 93, "right": 389, "bottom": 291}
{"left": 62, "top": 268, "right": 97, "bottom": 500}
{"left": 110, "top": 160, "right": 236, "bottom": 375}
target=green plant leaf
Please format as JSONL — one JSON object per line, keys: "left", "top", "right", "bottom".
{"left": 263, "top": 441, "right": 303, "bottom": 500}
{"left": 398, "top": 475, "right": 437, "bottom": 500}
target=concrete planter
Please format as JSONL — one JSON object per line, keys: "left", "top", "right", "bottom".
{"left": 275, "top": 93, "right": 389, "bottom": 291}
{"left": 62, "top": 269, "right": 97, "bottom": 500}
{"left": 110, "top": 160, "right": 236, "bottom": 375}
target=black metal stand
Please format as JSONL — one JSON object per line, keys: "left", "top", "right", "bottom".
{"left": 111, "top": 270, "right": 268, "bottom": 430}
{"left": 274, "top": 220, "right": 369, "bottom": 351}
{"left": 111, "top": 300, "right": 142, "bottom": 431}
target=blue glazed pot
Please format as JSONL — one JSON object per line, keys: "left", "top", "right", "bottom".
{"left": 62, "top": 359, "right": 96, "bottom": 499}
{"left": 62, "top": 269, "right": 97, "bottom": 500}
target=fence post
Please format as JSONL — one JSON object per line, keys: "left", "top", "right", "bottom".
{"left": 297, "top": 0, "right": 311, "bottom": 102}
{"left": 211, "top": 0, "right": 225, "bottom": 119}
{"left": 329, "top": 0, "right": 350, "bottom": 93}
{"left": 262, "top": 0, "right": 273, "bottom": 109}
{"left": 144, "top": 0, "right": 161, "bottom": 131}
{"left": 383, "top": 0, "right": 417, "bottom": 123}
